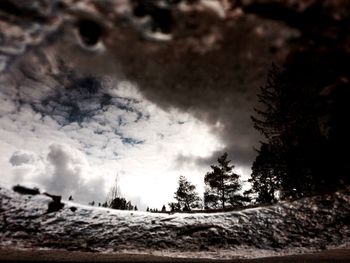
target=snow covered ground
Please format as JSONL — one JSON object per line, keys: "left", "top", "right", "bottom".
{"left": 0, "top": 186, "right": 349, "bottom": 259}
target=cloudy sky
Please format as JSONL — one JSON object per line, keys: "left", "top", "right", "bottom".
{"left": 0, "top": 66, "right": 228, "bottom": 209}
{"left": 0, "top": 7, "right": 293, "bottom": 210}
{"left": 0, "top": 54, "right": 254, "bottom": 210}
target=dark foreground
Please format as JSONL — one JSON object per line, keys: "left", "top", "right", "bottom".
{"left": 0, "top": 249, "right": 350, "bottom": 263}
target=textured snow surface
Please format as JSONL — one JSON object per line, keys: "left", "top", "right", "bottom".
{"left": 0, "top": 187, "right": 349, "bottom": 259}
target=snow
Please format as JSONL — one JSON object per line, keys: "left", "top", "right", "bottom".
{"left": 0, "top": 186, "right": 349, "bottom": 259}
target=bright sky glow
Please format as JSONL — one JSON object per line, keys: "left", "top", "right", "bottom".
{"left": 0, "top": 79, "right": 231, "bottom": 210}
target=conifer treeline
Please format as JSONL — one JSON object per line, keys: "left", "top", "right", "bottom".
{"left": 249, "top": 51, "right": 350, "bottom": 203}
{"left": 168, "top": 153, "right": 250, "bottom": 212}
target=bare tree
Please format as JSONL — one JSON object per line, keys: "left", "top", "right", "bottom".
{"left": 105, "top": 173, "right": 121, "bottom": 207}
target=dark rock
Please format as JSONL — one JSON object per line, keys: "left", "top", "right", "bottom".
{"left": 44, "top": 192, "right": 64, "bottom": 213}
{"left": 47, "top": 200, "right": 64, "bottom": 213}
{"left": 70, "top": 207, "right": 77, "bottom": 212}
{"left": 12, "top": 185, "right": 40, "bottom": 195}
{"left": 44, "top": 192, "right": 62, "bottom": 203}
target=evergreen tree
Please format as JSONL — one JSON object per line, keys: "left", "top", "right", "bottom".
{"left": 204, "top": 152, "right": 243, "bottom": 209}
{"left": 251, "top": 55, "right": 348, "bottom": 199}
{"left": 110, "top": 197, "right": 127, "bottom": 210}
{"left": 204, "top": 187, "right": 219, "bottom": 209}
{"left": 126, "top": 201, "right": 133, "bottom": 210}
{"left": 168, "top": 202, "right": 181, "bottom": 212}
{"left": 161, "top": 205, "right": 166, "bottom": 212}
{"left": 248, "top": 143, "right": 281, "bottom": 204}
{"left": 251, "top": 64, "right": 311, "bottom": 199}
{"left": 174, "top": 175, "right": 201, "bottom": 211}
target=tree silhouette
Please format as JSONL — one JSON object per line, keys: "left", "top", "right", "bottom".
{"left": 105, "top": 173, "right": 136, "bottom": 210}
{"left": 251, "top": 51, "right": 350, "bottom": 199}
{"left": 126, "top": 201, "right": 133, "bottom": 211}
{"left": 204, "top": 152, "right": 243, "bottom": 209}
{"left": 251, "top": 63, "right": 324, "bottom": 199}
{"left": 168, "top": 202, "right": 181, "bottom": 212}
{"left": 161, "top": 205, "right": 166, "bottom": 212}
{"left": 105, "top": 174, "right": 121, "bottom": 207}
{"left": 174, "top": 175, "right": 201, "bottom": 211}
{"left": 110, "top": 197, "right": 127, "bottom": 210}
{"left": 248, "top": 143, "right": 281, "bottom": 204}
{"left": 204, "top": 188, "right": 218, "bottom": 209}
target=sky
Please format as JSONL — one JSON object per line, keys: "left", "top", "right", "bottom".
{"left": 0, "top": 51, "right": 255, "bottom": 210}
{"left": 0, "top": 8, "right": 293, "bottom": 210}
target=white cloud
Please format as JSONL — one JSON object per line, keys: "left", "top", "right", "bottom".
{"left": 0, "top": 76, "right": 225, "bottom": 210}
{"left": 45, "top": 143, "right": 85, "bottom": 194}
{"left": 9, "top": 151, "right": 35, "bottom": 166}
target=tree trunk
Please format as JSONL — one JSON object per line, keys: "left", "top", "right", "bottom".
{"left": 218, "top": 175, "right": 224, "bottom": 209}
{"left": 221, "top": 185, "right": 225, "bottom": 209}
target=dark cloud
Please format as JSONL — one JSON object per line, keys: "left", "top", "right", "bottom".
{"left": 176, "top": 145, "right": 255, "bottom": 173}
{"left": 195, "top": 147, "right": 257, "bottom": 169}
{"left": 8, "top": 3, "right": 297, "bottom": 170}
{"left": 82, "top": 15, "right": 296, "bottom": 168}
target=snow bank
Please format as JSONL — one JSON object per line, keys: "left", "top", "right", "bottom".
{"left": 0, "top": 186, "right": 349, "bottom": 259}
